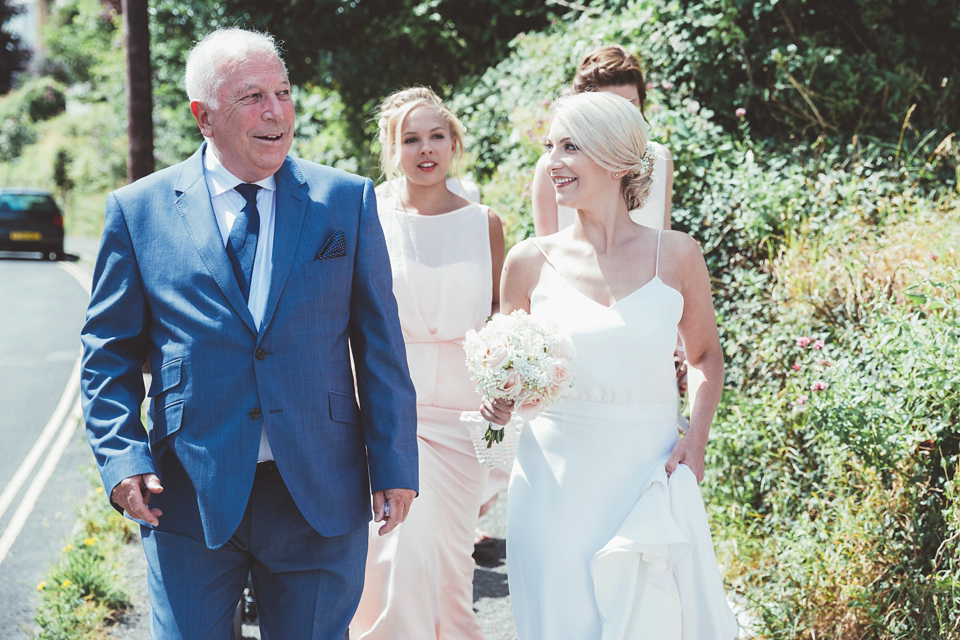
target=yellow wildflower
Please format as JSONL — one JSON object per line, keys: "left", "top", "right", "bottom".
{"left": 61, "top": 579, "right": 71, "bottom": 588}
{"left": 62, "top": 544, "right": 74, "bottom": 553}
{"left": 84, "top": 537, "right": 96, "bottom": 546}
{"left": 36, "top": 582, "right": 46, "bottom": 591}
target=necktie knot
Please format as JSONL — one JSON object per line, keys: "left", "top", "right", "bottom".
{"left": 235, "top": 182, "right": 261, "bottom": 206}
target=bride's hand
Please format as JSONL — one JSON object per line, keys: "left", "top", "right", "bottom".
{"left": 480, "top": 398, "right": 514, "bottom": 426}
{"left": 665, "top": 434, "right": 706, "bottom": 483}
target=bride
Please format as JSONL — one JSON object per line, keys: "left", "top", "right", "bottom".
{"left": 482, "top": 91, "right": 738, "bottom": 639}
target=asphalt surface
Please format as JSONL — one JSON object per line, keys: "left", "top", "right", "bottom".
{"left": 0, "top": 244, "right": 94, "bottom": 638}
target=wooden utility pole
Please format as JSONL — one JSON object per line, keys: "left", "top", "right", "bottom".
{"left": 122, "top": 0, "right": 154, "bottom": 182}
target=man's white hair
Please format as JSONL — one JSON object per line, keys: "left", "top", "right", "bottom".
{"left": 185, "top": 28, "right": 286, "bottom": 109}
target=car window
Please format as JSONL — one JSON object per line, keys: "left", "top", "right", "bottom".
{"left": 0, "top": 194, "right": 60, "bottom": 218}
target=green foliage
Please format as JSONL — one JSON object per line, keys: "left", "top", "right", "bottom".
{"left": 0, "top": 90, "right": 37, "bottom": 159}
{"left": 40, "top": 0, "right": 124, "bottom": 102}
{"left": 34, "top": 478, "right": 135, "bottom": 640}
{"left": 710, "top": 285, "right": 960, "bottom": 637}
{"left": 0, "top": 0, "right": 30, "bottom": 94}
{"left": 18, "top": 76, "right": 67, "bottom": 121}
{"left": 292, "top": 85, "right": 362, "bottom": 174}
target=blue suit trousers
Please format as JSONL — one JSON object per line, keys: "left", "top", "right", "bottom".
{"left": 141, "top": 461, "right": 367, "bottom": 639}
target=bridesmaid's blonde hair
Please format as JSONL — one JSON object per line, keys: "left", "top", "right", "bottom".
{"left": 552, "top": 91, "right": 655, "bottom": 211}
{"left": 376, "top": 87, "right": 466, "bottom": 184}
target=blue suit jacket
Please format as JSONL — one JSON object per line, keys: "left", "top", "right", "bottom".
{"left": 81, "top": 145, "right": 418, "bottom": 549}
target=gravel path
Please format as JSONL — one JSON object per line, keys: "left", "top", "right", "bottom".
{"left": 106, "top": 489, "right": 517, "bottom": 640}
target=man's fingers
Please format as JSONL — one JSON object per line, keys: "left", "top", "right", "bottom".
{"left": 143, "top": 474, "right": 163, "bottom": 494}
{"left": 376, "top": 489, "right": 415, "bottom": 536}
{"left": 112, "top": 475, "right": 162, "bottom": 526}
{"left": 372, "top": 491, "right": 386, "bottom": 523}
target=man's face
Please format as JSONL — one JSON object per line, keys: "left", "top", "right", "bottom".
{"left": 192, "top": 53, "right": 295, "bottom": 182}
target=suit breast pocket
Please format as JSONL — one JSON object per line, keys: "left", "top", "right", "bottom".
{"left": 302, "top": 256, "right": 351, "bottom": 278}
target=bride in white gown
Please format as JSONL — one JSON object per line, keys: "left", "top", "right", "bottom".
{"left": 482, "top": 91, "right": 738, "bottom": 639}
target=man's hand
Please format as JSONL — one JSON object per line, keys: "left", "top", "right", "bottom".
{"left": 111, "top": 473, "right": 164, "bottom": 526}
{"left": 372, "top": 488, "right": 416, "bottom": 536}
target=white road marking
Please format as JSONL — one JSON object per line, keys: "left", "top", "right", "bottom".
{"left": 0, "top": 260, "right": 92, "bottom": 567}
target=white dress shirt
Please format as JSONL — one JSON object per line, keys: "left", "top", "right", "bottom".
{"left": 203, "top": 148, "right": 277, "bottom": 461}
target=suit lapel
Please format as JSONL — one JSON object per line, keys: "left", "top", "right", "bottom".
{"left": 174, "top": 144, "right": 258, "bottom": 335}
{"left": 257, "top": 157, "right": 307, "bottom": 339}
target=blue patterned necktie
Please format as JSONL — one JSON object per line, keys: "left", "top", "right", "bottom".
{"left": 227, "top": 183, "right": 261, "bottom": 302}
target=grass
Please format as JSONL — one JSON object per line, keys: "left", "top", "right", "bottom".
{"left": 33, "top": 469, "right": 137, "bottom": 640}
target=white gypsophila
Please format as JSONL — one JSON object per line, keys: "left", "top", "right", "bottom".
{"left": 464, "top": 309, "right": 575, "bottom": 419}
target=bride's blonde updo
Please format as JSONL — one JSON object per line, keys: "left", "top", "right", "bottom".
{"left": 552, "top": 91, "right": 655, "bottom": 211}
{"left": 376, "top": 86, "right": 466, "bottom": 183}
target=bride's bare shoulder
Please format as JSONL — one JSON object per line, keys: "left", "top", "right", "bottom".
{"left": 505, "top": 236, "right": 548, "bottom": 266}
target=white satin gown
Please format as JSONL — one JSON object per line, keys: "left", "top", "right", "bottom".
{"left": 507, "top": 231, "right": 738, "bottom": 639}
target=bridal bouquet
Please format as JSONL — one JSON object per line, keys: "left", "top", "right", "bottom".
{"left": 463, "top": 310, "right": 575, "bottom": 451}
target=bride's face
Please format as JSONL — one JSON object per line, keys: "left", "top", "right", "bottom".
{"left": 543, "top": 120, "right": 615, "bottom": 211}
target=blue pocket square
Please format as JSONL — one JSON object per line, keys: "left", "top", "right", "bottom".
{"left": 315, "top": 229, "right": 346, "bottom": 260}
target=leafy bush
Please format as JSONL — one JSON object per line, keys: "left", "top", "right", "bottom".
{"left": 710, "top": 281, "right": 960, "bottom": 637}
{"left": 0, "top": 93, "right": 36, "bottom": 160}
{"left": 18, "top": 77, "right": 67, "bottom": 121}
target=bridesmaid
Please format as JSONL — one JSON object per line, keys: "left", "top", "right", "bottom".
{"left": 532, "top": 44, "right": 675, "bottom": 236}
{"left": 351, "top": 87, "right": 505, "bottom": 640}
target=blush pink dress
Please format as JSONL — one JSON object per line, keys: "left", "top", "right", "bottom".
{"left": 350, "top": 195, "right": 492, "bottom": 640}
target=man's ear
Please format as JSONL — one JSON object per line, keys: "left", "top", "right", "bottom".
{"left": 191, "top": 101, "right": 213, "bottom": 138}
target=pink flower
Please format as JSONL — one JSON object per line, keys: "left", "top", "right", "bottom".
{"left": 686, "top": 100, "right": 701, "bottom": 114}
{"left": 818, "top": 359, "right": 831, "bottom": 367}
{"left": 662, "top": 81, "right": 674, "bottom": 90}
{"left": 796, "top": 336, "right": 812, "bottom": 348}
{"left": 792, "top": 364, "right": 801, "bottom": 371}
{"left": 735, "top": 107, "right": 746, "bottom": 118}
{"left": 811, "top": 380, "right": 829, "bottom": 392}
{"left": 548, "top": 360, "right": 573, "bottom": 397}
{"left": 482, "top": 342, "right": 508, "bottom": 369}
{"left": 650, "top": 104, "right": 662, "bottom": 113}
{"left": 516, "top": 395, "right": 544, "bottom": 419}
{"left": 492, "top": 371, "right": 522, "bottom": 399}
{"left": 795, "top": 394, "right": 809, "bottom": 406}
{"left": 813, "top": 339, "right": 825, "bottom": 350}
{"left": 645, "top": 81, "right": 655, "bottom": 90}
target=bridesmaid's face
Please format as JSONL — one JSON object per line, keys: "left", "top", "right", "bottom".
{"left": 543, "top": 121, "right": 615, "bottom": 210}
{"left": 399, "top": 106, "right": 457, "bottom": 188}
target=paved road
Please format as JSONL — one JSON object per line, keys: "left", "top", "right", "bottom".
{"left": 0, "top": 246, "right": 93, "bottom": 638}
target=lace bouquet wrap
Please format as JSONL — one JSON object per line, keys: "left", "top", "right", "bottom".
{"left": 461, "top": 310, "right": 575, "bottom": 468}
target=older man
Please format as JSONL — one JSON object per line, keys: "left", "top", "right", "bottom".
{"left": 81, "top": 28, "right": 418, "bottom": 638}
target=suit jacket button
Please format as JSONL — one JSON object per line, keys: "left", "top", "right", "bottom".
{"left": 249, "top": 408, "right": 262, "bottom": 420}
{"left": 255, "top": 348, "right": 267, "bottom": 361}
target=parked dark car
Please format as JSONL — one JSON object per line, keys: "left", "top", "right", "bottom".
{"left": 0, "top": 188, "right": 65, "bottom": 260}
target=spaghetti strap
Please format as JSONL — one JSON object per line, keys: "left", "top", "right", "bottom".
{"left": 531, "top": 239, "right": 561, "bottom": 275}
{"left": 655, "top": 230, "right": 663, "bottom": 277}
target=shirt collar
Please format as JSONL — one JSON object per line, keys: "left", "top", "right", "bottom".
{"left": 203, "top": 144, "right": 277, "bottom": 196}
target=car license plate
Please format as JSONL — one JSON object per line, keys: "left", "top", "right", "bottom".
{"left": 9, "top": 231, "right": 42, "bottom": 241}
